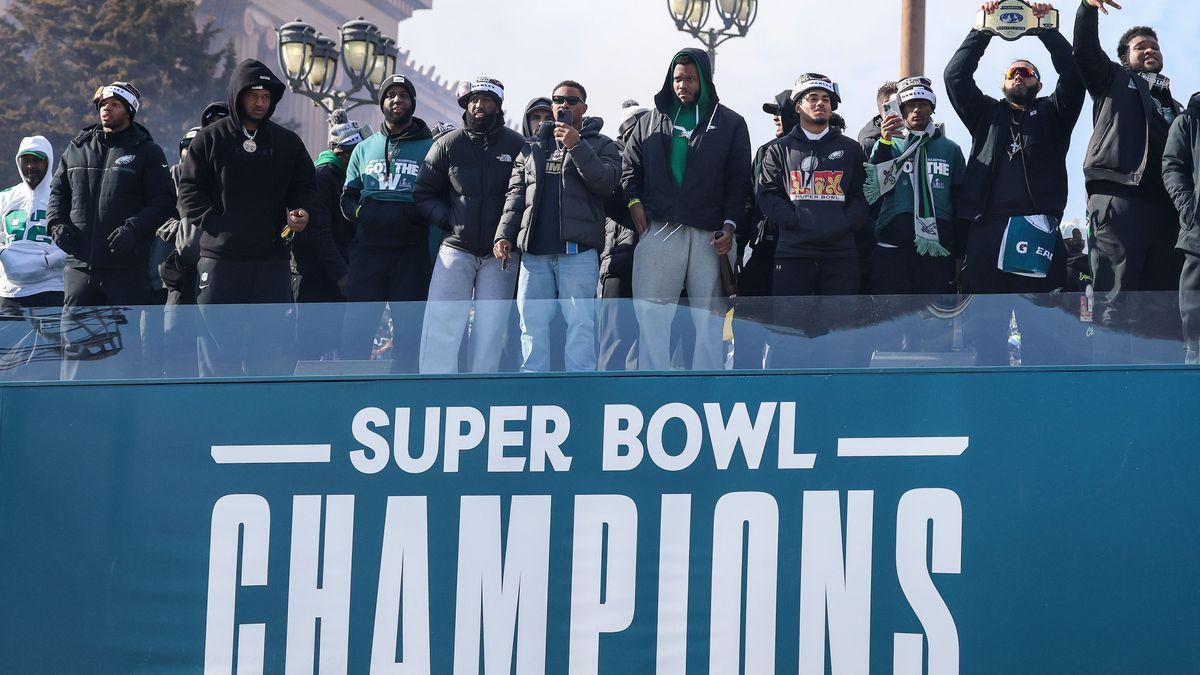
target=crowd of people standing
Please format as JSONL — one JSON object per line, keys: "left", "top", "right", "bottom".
{"left": 1, "top": 0, "right": 1197, "bottom": 376}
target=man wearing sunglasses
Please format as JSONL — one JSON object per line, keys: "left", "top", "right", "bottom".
{"left": 495, "top": 81, "right": 621, "bottom": 372}
{"left": 621, "top": 48, "right": 751, "bottom": 371}
{"left": 945, "top": 2, "right": 1085, "bottom": 364}
{"left": 1075, "top": 0, "right": 1184, "bottom": 332}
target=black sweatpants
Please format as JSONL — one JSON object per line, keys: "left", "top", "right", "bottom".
{"left": 1089, "top": 192, "right": 1182, "bottom": 327}
{"left": 732, "top": 241, "right": 775, "bottom": 370}
{"left": 340, "top": 243, "right": 431, "bottom": 372}
{"left": 195, "top": 256, "right": 294, "bottom": 376}
{"left": 871, "top": 245, "right": 956, "bottom": 296}
{"left": 766, "top": 254, "right": 860, "bottom": 368}
{"left": 772, "top": 254, "right": 860, "bottom": 297}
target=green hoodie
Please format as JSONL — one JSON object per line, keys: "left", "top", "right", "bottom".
{"left": 663, "top": 50, "right": 712, "bottom": 188}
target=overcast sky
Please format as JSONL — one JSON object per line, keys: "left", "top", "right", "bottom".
{"left": 395, "top": 0, "right": 1198, "bottom": 223}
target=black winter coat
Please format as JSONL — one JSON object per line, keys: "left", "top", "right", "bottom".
{"left": 47, "top": 122, "right": 175, "bottom": 270}
{"left": 944, "top": 29, "right": 1085, "bottom": 221}
{"left": 496, "top": 117, "right": 621, "bottom": 252}
{"left": 1164, "top": 94, "right": 1200, "bottom": 254}
{"left": 413, "top": 121, "right": 525, "bottom": 257}
{"left": 621, "top": 47, "right": 752, "bottom": 233}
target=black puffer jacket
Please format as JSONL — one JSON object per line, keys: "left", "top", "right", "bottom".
{"left": 496, "top": 116, "right": 621, "bottom": 252}
{"left": 413, "top": 119, "right": 525, "bottom": 257}
{"left": 621, "top": 47, "right": 751, "bottom": 232}
{"left": 944, "top": 29, "right": 1085, "bottom": 221}
{"left": 177, "top": 59, "right": 318, "bottom": 260}
{"left": 1164, "top": 93, "right": 1200, "bottom": 254}
{"left": 47, "top": 122, "right": 175, "bottom": 270}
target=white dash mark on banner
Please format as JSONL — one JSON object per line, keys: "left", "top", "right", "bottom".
{"left": 211, "top": 444, "right": 332, "bottom": 464}
{"left": 837, "top": 437, "right": 968, "bottom": 458}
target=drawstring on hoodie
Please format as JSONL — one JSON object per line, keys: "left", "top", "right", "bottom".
{"left": 656, "top": 223, "right": 683, "bottom": 242}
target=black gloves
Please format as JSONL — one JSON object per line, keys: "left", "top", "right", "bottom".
{"left": 107, "top": 224, "right": 139, "bottom": 255}
{"left": 51, "top": 223, "right": 81, "bottom": 257}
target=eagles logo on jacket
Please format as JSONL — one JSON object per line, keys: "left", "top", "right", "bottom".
{"left": 755, "top": 126, "right": 869, "bottom": 258}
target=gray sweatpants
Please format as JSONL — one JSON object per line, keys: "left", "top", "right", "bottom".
{"left": 419, "top": 243, "right": 519, "bottom": 374}
{"left": 632, "top": 222, "right": 727, "bottom": 371}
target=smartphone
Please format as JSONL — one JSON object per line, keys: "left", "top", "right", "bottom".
{"left": 556, "top": 108, "right": 573, "bottom": 126}
{"left": 882, "top": 94, "right": 902, "bottom": 120}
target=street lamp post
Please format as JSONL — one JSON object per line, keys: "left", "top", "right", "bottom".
{"left": 276, "top": 17, "right": 399, "bottom": 114}
{"left": 900, "top": 0, "right": 926, "bottom": 77}
{"left": 665, "top": 0, "right": 758, "bottom": 73}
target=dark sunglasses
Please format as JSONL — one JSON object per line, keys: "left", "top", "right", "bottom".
{"left": 1005, "top": 66, "right": 1039, "bottom": 81}
{"left": 552, "top": 95, "right": 584, "bottom": 105}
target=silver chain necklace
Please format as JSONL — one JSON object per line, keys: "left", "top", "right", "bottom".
{"left": 242, "top": 126, "right": 258, "bottom": 153}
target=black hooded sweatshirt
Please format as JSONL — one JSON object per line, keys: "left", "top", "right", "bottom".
{"left": 621, "top": 47, "right": 752, "bottom": 233}
{"left": 47, "top": 121, "right": 175, "bottom": 270}
{"left": 756, "top": 125, "right": 869, "bottom": 258}
{"left": 177, "top": 59, "right": 318, "bottom": 260}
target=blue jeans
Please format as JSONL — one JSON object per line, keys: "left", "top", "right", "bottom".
{"left": 517, "top": 250, "right": 599, "bottom": 372}
{"left": 419, "top": 244, "right": 519, "bottom": 374}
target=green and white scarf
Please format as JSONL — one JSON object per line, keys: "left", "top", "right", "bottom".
{"left": 864, "top": 128, "right": 949, "bottom": 257}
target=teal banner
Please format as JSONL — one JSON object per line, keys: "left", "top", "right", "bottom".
{"left": 0, "top": 368, "right": 1196, "bottom": 673}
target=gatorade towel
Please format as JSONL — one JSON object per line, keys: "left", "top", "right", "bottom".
{"left": 998, "top": 214, "right": 1058, "bottom": 278}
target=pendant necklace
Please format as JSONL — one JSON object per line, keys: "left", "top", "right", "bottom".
{"left": 243, "top": 126, "right": 258, "bottom": 153}
{"left": 1008, "top": 116, "right": 1023, "bottom": 159}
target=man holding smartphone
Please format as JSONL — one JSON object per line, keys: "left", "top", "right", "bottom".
{"left": 494, "top": 81, "right": 621, "bottom": 372}
{"left": 621, "top": 48, "right": 752, "bottom": 371}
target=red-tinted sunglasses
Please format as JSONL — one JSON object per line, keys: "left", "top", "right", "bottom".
{"left": 1005, "top": 66, "right": 1040, "bottom": 81}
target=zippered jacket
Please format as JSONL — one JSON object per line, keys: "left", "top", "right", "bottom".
{"left": 413, "top": 118, "right": 525, "bottom": 257}
{"left": 496, "top": 116, "right": 620, "bottom": 252}
{"left": 1074, "top": 2, "right": 1183, "bottom": 192}
{"left": 944, "top": 29, "right": 1084, "bottom": 221}
{"left": 1164, "top": 93, "right": 1200, "bottom": 254}
{"left": 47, "top": 121, "right": 174, "bottom": 269}
{"left": 621, "top": 47, "right": 751, "bottom": 232}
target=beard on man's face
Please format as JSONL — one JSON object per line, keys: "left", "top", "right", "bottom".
{"left": 1005, "top": 82, "right": 1038, "bottom": 107}
{"left": 465, "top": 109, "right": 500, "bottom": 132}
{"left": 384, "top": 107, "right": 413, "bottom": 129}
